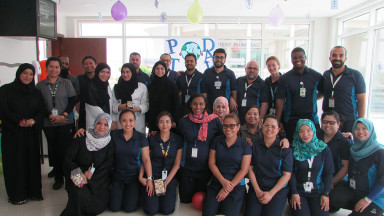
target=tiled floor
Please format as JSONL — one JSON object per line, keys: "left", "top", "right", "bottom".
{"left": 0, "top": 159, "right": 351, "bottom": 216}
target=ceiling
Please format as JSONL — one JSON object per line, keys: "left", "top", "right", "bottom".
{"left": 55, "top": 0, "right": 369, "bottom": 20}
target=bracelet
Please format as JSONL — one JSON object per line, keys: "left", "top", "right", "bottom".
{"left": 147, "top": 176, "right": 153, "bottom": 180}
{"left": 364, "top": 197, "right": 372, "bottom": 203}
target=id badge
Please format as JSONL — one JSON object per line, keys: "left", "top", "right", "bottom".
{"left": 52, "top": 108, "right": 59, "bottom": 116}
{"left": 269, "top": 108, "right": 276, "bottom": 115}
{"left": 304, "top": 182, "right": 313, "bottom": 192}
{"left": 214, "top": 81, "right": 222, "bottom": 89}
{"left": 329, "top": 98, "right": 335, "bottom": 108}
{"left": 300, "top": 88, "right": 306, "bottom": 97}
{"left": 185, "top": 94, "right": 190, "bottom": 103}
{"left": 350, "top": 178, "right": 356, "bottom": 189}
{"left": 191, "top": 147, "right": 198, "bottom": 158}
{"left": 241, "top": 99, "right": 247, "bottom": 107}
{"left": 162, "top": 170, "right": 168, "bottom": 181}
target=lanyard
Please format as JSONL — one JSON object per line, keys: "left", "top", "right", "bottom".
{"left": 185, "top": 73, "right": 195, "bottom": 95}
{"left": 193, "top": 123, "right": 198, "bottom": 147}
{"left": 48, "top": 82, "right": 59, "bottom": 108}
{"left": 330, "top": 73, "right": 343, "bottom": 98}
{"left": 270, "top": 80, "right": 277, "bottom": 108}
{"left": 244, "top": 82, "right": 253, "bottom": 98}
{"left": 160, "top": 141, "right": 171, "bottom": 170}
{"left": 307, "top": 157, "right": 314, "bottom": 181}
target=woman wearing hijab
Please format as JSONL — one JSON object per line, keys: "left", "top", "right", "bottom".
{"left": 112, "top": 63, "right": 148, "bottom": 134}
{"left": 289, "top": 119, "right": 334, "bottom": 216}
{"left": 61, "top": 113, "right": 114, "bottom": 216}
{"left": 330, "top": 118, "right": 384, "bottom": 215}
{"left": 85, "top": 63, "right": 115, "bottom": 129}
{"left": 213, "top": 96, "right": 230, "bottom": 123}
{"left": 147, "top": 61, "right": 179, "bottom": 135}
{"left": 0, "top": 63, "right": 44, "bottom": 205}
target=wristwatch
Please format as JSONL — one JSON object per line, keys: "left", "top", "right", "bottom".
{"left": 147, "top": 176, "right": 153, "bottom": 180}
{"left": 364, "top": 197, "right": 372, "bottom": 203}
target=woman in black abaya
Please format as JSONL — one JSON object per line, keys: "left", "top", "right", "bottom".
{"left": 0, "top": 63, "right": 44, "bottom": 204}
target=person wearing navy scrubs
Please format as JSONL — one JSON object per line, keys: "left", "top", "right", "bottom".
{"left": 289, "top": 119, "right": 334, "bottom": 216}
{"left": 330, "top": 118, "right": 384, "bottom": 215}
{"left": 203, "top": 48, "right": 237, "bottom": 113}
{"left": 202, "top": 113, "right": 252, "bottom": 216}
{"left": 275, "top": 47, "right": 323, "bottom": 142}
{"left": 320, "top": 46, "right": 366, "bottom": 132}
{"left": 264, "top": 56, "right": 283, "bottom": 116}
{"left": 245, "top": 114, "right": 293, "bottom": 216}
{"left": 177, "top": 93, "right": 223, "bottom": 203}
{"left": 159, "top": 53, "right": 178, "bottom": 83}
{"left": 233, "top": 60, "right": 268, "bottom": 125}
{"left": 176, "top": 53, "right": 205, "bottom": 116}
{"left": 109, "top": 110, "right": 153, "bottom": 213}
{"left": 140, "top": 111, "right": 183, "bottom": 215}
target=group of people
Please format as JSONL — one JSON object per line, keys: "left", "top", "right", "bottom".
{"left": 0, "top": 45, "right": 383, "bottom": 216}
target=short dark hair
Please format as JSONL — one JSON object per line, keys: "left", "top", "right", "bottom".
{"left": 223, "top": 113, "right": 240, "bottom": 125}
{"left": 245, "top": 105, "right": 259, "bottom": 115}
{"left": 291, "top": 47, "right": 306, "bottom": 57}
{"left": 82, "top": 56, "right": 97, "bottom": 65}
{"left": 263, "top": 114, "right": 280, "bottom": 126}
{"left": 46, "top": 56, "right": 61, "bottom": 68}
{"left": 213, "top": 48, "right": 227, "bottom": 58}
{"left": 321, "top": 110, "right": 340, "bottom": 123}
{"left": 119, "top": 109, "right": 136, "bottom": 121}
{"left": 330, "top": 46, "right": 347, "bottom": 57}
{"left": 160, "top": 53, "right": 171, "bottom": 59}
{"left": 156, "top": 111, "right": 173, "bottom": 124}
{"left": 187, "top": 93, "right": 208, "bottom": 113}
{"left": 130, "top": 52, "right": 141, "bottom": 58}
{"left": 185, "top": 53, "right": 197, "bottom": 61}
{"left": 59, "top": 56, "right": 71, "bottom": 64}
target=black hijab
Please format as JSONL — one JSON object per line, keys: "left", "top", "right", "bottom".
{"left": 90, "top": 63, "right": 110, "bottom": 107}
{"left": 13, "top": 63, "right": 37, "bottom": 94}
{"left": 114, "top": 63, "right": 138, "bottom": 103}
{"left": 149, "top": 61, "right": 169, "bottom": 103}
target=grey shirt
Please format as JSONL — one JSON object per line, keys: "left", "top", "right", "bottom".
{"left": 239, "top": 124, "right": 262, "bottom": 144}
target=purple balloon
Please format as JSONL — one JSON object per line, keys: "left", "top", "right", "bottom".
{"left": 111, "top": 0, "right": 127, "bottom": 21}
{"left": 268, "top": 5, "right": 285, "bottom": 26}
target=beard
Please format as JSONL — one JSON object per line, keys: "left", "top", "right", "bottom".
{"left": 60, "top": 67, "right": 69, "bottom": 78}
{"left": 332, "top": 60, "right": 344, "bottom": 68}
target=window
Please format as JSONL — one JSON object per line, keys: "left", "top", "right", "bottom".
{"left": 342, "top": 13, "right": 370, "bottom": 35}
{"left": 80, "top": 22, "right": 122, "bottom": 36}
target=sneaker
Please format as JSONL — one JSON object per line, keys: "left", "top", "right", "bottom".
{"left": 53, "top": 181, "right": 63, "bottom": 190}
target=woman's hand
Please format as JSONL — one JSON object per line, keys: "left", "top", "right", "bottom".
{"left": 84, "top": 170, "right": 93, "bottom": 180}
{"left": 148, "top": 131, "right": 157, "bottom": 137}
{"left": 342, "top": 132, "right": 353, "bottom": 140}
{"left": 320, "top": 195, "right": 330, "bottom": 211}
{"left": 290, "top": 194, "right": 301, "bottom": 210}
{"left": 164, "top": 179, "right": 170, "bottom": 193}
{"left": 50, "top": 114, "right": 68, "bottom": 124}
{"left": 220, "top": 179, "right": 234, "bottom": 193}
{"left": 129, "top": 106, "right": 141, "bottom": 113}
{"left": 73, "top": 128, "right": 85, "bottom": 138}
{"left": 280, "top": 138, "right": 290, "bottom": 149}
{"left": 245, "top": 138, "right": 253, "bottom": 147}
{"left": 257, "top": 191, "right": 274, "bottom": 204}
{"left": 354, "top": 197, "right": 371, "bottom": 213}
{"left": 139, "top": 177, "right": 147, "bottom": 186}
{"left": 216, "top": 188, "right": 229, "bottom": 202}
{"left": 18, "top": 119, "right": 29, "bottom": 127}
{"left": 80, "top": 173, "right": 88, "bottom": 186}
{"left": 146, "top": 179, "right": 154, "bottom": 197}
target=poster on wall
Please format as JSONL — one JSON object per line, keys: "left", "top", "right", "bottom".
{"left": 164, "top": 38, "right": 217, "bottom": 72}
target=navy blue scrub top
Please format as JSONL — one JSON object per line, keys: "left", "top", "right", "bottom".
{"left": 252, "top": 137, "right": 293, "bottom": 191}
{"left": 289, "top": 146, "right": 334, "bottom": 196}
{"left": 167, "top": 70, "right": 178, "bottom": 84}
{"left": 148, "top": 132, "right": 183, "bottom": 179}
{"left": 178, "top": 116, "right": 223, "bottom": 176}
{"left": 111, "top": 129, "right": 149, "bottom": 181}
{"left": 176, "top": 69, "right": 205, "bottom": 106}
{"left": 210, "top": 135, "right": 252, "bottom": 185}
{"left": 276, "top": 66, "right": 322, "bottom": 124}
{"left": 203, "top": 66, "right": 236, "bottom": 110}
{"left": 265, "top": 73, "right": 282, "bottom": 112}
{"left": 348, "top": 149, "right": 384, "bottom": 209}
{"left": 137, "top": 69, "right": 151, "bottom": 86}
{"left": 318, "top": 131, "right": 352, "bottom": 175}
{"left": 320, "top": 66, "right": 366, "bottom": 121}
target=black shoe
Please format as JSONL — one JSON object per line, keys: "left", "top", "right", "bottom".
{"left": 48, "top": 169, "right": 55, "bottom": 178}
{"left": 53, "top": 181, "right": 63, "bottom": 190}
{"left": 9, "top": 199, "right": 28, "bottom": 205}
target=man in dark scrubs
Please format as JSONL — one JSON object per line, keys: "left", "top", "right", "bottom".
{"left": 160, "top": 53, "right": 178, "bottom": 83}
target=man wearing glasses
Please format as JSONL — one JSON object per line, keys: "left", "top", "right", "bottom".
{"left": 59, "top": 56, "right": 80, "bottom": 96}
{"left": 275, "top": 47, "right": 323, "bottom": 142}
{"left": 203, "top": 48, "right": 237, "bottom": 113}
{"left": 232, "top": 60, "right": 268, "bottom": 124}
{"left": 160, "top": 53, "right": 178, "bottom": 83}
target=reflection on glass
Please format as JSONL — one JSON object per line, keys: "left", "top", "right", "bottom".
{"left": 81, "top": 23, "right": 122, "bottom": 36}
{"left": 343, "top": 13, "right": 370, "bottom": 35}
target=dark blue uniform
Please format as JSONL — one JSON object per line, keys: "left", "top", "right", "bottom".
{"left": 142, "top": 133, "right": 183, "bottom": 215}
{"left": 320, "top": 66, "right": 366, "bottom": 132}
{"left": 167, "top": 69, "right": 178, "bottom": 83}
{"left": 77, "top": 74, "right": 92, "bottom": 129}
{"left": 202, "top": 136, "right": 252, "bottom": 216}
{"left": 289, "top": 147, "right": 334, "bottom": 216}
{"left": 109, "top": 129, "right": 149, "bottom": 212}
{"left": 265, "top": 73, "right": 282, "bottom": 115}
{"left": 137, "top": 69, "right": 151, "bottom": 86}
{"left": 203, "top": 66, "right": 236, "bottom": 112}
{"left": 177, "top": 116, "right": 222, "bottom": 203}
{"left": 176, "top": 69, "right": 205, "bottom": 116}
{"left": 330, "top": 149, "right": 384, "bottom": 215}
{"left": 276, "top": 66, "right": 322, "bottom": 141}
{"left": 235, "top": 76, "right": 268, "bottom": 124}
{"left": 245, "top": 137, "right": 293, "bottom": 216}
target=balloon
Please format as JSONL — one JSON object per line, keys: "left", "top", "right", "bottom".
{"left": 192, "top": 191, "right": 206, "bottom": 211}
{"left": 187, "top": 0, "right": 204, "bottom": 24}
{"left": 111, "top": 0, "right": 127, "bottom": 21}
{"left": 268, "top": 5, "right": 285, "bottom": 27}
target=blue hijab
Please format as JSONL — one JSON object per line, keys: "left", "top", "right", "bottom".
{"left": 292, "top": 119, "right": 327, "bottom": 161}
{"left": 351, "top": 118, "right": 384, "bottom": 162}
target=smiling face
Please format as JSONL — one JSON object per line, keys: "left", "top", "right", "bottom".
{"left": 82, "top": 58, "right": 96, "bottom": 74}
{"left": 262, "top": 117, "right": 279, "bottom": 139}
{"left": 321, "top": 115, "right": 340, "bottom": 137}
{"left": 47, "top": 60, "right": 61, "bottom": 78}
{"left": 98, "top": 68, "right": 110, "bottom": 82}
{"left": 223, "top": 117, "right": 240, "bottom": 139}
{"left": 291, "top": 51, "right": 306, "bottom": 70}
{"left": 121, "top": 67, "right": 132, "bottom": 81}
{"left": 191, "top": 96, "right": 205, "bottom": 115}
{"left": 266, "top": 59, "right": 280, "bottom": 75}
{"left": 354, "top": 122, "right": 370, "bottom": 142}
{"left": 95, "top": 118, "right": 109, "bottom": 135}
{"left": 215, "top": 103, "right": 227, "bottom": 118}
{"left": 154, "top": 64, "right": 166, "bottom": 77}
{"left": 160, "top": 54, "right": 172, "bottom": 69}
{"left": 329, "top": 47, "right": 347, "bottom": 69}
{"left": 245, "top": 61, "right": 259, "bottom": 80}
{"left": 158, "top": 115, "right": 172, "bottom": 133}
{"left": 299, "top": 124, "right": 314, "bottom": 143}
{"left": 245, "top": 107, "right": 259, "bottom": 126}
{"left": 213, "top": 53, "right": 226, "bottom": 68}
{"left": 185, "top": 55, "right": 196, "bottom": 72}
{"left": 120, "top": 111, "right": 135, "bottom": 133}
{"left": 19, "top": 68, "right": 34, "bottom": 85}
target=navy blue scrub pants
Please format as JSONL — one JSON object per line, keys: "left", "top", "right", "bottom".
{"left": 245, "top": 187, "right": 289, "bottom": 216}
{"left": 142, "top": 178, "right": 178, "bottom": 215}
{"left": 202, "top": 183, "right": 245, "bottom": 216}
{"left": 109, "top": 178, "right": 140, "bottom": 212}
{"left": 330, "top": 182, "right": 384, "bottom": 216}
{"left": 290, "top": 194, "right": 329, "bottom": 216}
{"left": 179, "top": 168, "right": 211, "bottom": 203}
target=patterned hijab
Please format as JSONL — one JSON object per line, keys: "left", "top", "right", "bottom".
{"left": 350, "top": 118, "right": 384, "bottom": 161}
{"left": 86, "top": 113, "right": 112, "bottom": 151}
{"left": 213, "top": 96, "right": 230, "bottom": 123}
{"left": 292, "top": 119, "right": 327, "bottom": 161}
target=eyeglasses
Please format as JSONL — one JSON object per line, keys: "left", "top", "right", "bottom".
{"left": 263, "top": 124, "right": 278, "bottom": 129}
{"left": 214, "top": 55, "right": 225, "bottom": 60}
{"left": 322, "top": 120, "right": 338, "bottom": 125}
{"left": 223, "top": 124, "right": 238, "bottom": 129}
{"left": 246, "top": 67, "right": 259, "bottom": 71}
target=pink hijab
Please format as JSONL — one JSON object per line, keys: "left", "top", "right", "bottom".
{"left": 213, "top": 96, "right": 230, "bottom": 123}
